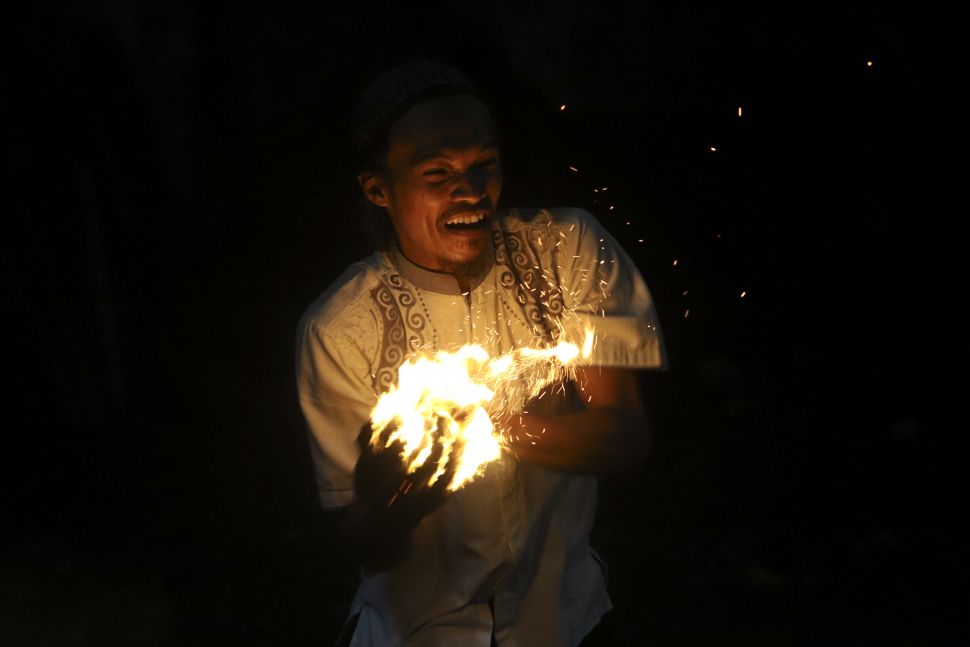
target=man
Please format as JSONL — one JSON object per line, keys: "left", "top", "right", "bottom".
{"left": 296, "top": 61, "right": 667, "bottom": 646}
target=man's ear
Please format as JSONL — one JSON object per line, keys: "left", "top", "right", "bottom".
{"left": 358, "top": 171, "right": 390, "bottom": 208}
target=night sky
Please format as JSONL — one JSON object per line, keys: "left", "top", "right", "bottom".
{"left": 6, "top": 2, "right": 966, "bottom": 645}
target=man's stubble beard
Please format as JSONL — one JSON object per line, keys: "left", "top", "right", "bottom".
{"left": 445, "top": 252, "right": 491, "bottom": 281}
{"left": 440, "top": 237, "right": 493, "bottom": 281}
{"left": 438, "top": 202, "right": 497, "bottom": 281}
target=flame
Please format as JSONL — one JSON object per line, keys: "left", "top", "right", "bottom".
{"left": 369, "top": 327, "right": 595, "bottom": 491}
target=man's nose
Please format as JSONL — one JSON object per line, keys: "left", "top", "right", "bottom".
{"left": 451, "top": 169, "right": 488, "bottom": 203}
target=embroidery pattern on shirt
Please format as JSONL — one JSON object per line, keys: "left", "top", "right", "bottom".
{"left": 493, "top": 214, "right": 565, "bottom": 344}
{"left": 370, "top": 270, "right": 428, "bottom": 394}
{"left": 413, "top": 290, "right": 439, "bottom": 352}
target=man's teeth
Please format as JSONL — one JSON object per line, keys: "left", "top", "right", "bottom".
{"left": 445, "top": 213, "right": 485, "bottom": 225}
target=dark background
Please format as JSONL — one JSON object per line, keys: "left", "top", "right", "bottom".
{"left": 6, "top": 2, "right": 966, "bottom": 645}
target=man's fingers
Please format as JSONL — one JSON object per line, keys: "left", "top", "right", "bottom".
{"left": 409, "top": 441, "right": 443, "bottom": 489}
{"left": 356, "top": 434, "right": 409, "bottom": 503}
{"left": 427, "top": 437, "right": 444, "bottom": 466}
{"left": 425, "top": 439, "right": 460, "bottom": 504}
{"left": 360, "top": 420, "right": 400, "bottom": 451}
{"left": 357, "top": 422, "right": 374, "bottom": 451}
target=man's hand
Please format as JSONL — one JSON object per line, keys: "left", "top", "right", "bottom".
{"left": 354, "top": 422, "right": 454, "bottom": 530}
{"left": 509, "top": 367, "right": 650, "bottom": 474}
{"left": 340, "top": 422, "right": 455, "bottom": 572}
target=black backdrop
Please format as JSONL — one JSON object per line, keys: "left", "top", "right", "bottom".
{"left": 6, "top": 2, "right": 966, "bottom": 645}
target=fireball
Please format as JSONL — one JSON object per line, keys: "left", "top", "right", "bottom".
{"left": 369, "top": 328, "right": 594, "bottom": 491}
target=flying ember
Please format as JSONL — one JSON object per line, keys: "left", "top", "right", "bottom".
{"left": 368, "top": 328, "right": 595, "bottom": 492}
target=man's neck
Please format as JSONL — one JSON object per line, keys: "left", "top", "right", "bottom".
{"left": 392, "top": 239, "right": 494, "bottom": 295}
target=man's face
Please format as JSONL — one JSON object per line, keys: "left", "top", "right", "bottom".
{"left": 360, "top": 94, "right": 502, "bottom": 276}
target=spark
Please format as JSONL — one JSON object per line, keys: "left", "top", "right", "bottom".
{"left": 672, "top": 259, "right": 679, "bottom": 266}
{"left": 866, "top": 60, "right": 873, "bottom": 67}
{"left": 710, "top": 146, "right": 717, "bottom": 152}
{"left": 560, "top": 103, "right": 567, "bottom": 111}
{"left": 569, "top": 166, "right": 579, "bottom": 173}
{"left": 683, "top": 309, "right": 690, "bottom": 318}
{"left": 738, "top": 106, "right": 743, "bottom": 117}
{"left": 740, "top": 291, "right": 747, "bottom": 298}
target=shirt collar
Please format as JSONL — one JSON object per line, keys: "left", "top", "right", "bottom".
{"left": 387, "top": 245, "right": 494, "bottom": 295}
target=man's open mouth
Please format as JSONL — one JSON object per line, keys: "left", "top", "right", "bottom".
{"left": 443, "top": 212, "right": 488, "bottom": 231}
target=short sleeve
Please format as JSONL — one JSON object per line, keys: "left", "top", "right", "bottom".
{"left": 295, "top": 316, "right": 376, "bottom": 509}
{"left": 556, "top": 209, "right": 668, "bottom": 369}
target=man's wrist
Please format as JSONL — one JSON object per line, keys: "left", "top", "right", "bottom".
{"left": 343, "top": 497, "right": 417, "bottom": 572}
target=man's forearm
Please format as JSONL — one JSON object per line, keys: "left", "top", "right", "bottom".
{"left": 511, "top": 406, "right": 650, "bottom": 474}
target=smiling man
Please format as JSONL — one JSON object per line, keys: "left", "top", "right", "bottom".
{"left": 296, "top": 62, "right": 667, "bottom": 646}
{"left": 358, "top": 91, "right": 500, "bottom": 288}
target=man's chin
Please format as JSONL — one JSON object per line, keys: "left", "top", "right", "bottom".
{"left": 442, "top": 247, "right": 492, "bottom": 279}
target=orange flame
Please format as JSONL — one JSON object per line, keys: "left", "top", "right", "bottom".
{"left": 369, "top": 328, "right": 595, "bottom": 491}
